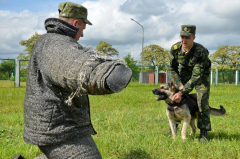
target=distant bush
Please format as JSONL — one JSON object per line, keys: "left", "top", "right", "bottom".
{"left": 20, "top": 77, "right": 27, "bottom": 82}
{"left": 10, "top": 76, "right": 14, "bottom": 81}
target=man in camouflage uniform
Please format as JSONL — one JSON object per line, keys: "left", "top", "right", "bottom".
{"left": 169, "top": 25, "right": 212, "bottom": 141}
{"left": 23, "top": 2, "right": 132, "bottom": 159}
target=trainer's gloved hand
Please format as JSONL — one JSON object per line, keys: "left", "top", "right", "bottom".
{"left": 105, "top": 65, "right": 132, "bottom": 92}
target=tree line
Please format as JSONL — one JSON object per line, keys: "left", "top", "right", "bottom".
{"left": 1, "top": 32, "right": 240, "bottom": 81}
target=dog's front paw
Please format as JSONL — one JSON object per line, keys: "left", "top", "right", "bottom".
{"left": 172, "top": 135, "right": 176, "bottom": 139}
{"left": 181, "top": 136, "right": 187, "bottom": 140}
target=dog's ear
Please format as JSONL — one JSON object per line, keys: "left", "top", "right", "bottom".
{"left": 170, "top": 85, "right": 176, "bottom": 93}
{"left": 168, "top": 78, "right": 174, "bottom": 87}
{"left": 168, "top": 78, "right": 176, "bottom": 93}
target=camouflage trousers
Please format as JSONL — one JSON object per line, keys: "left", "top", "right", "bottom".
{"left": 195, "top": 75, "right": 211, "bottom": 131}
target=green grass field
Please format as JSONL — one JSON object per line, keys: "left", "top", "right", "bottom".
{"left": 0, "top": 81, "right": 240, "bottom": 159}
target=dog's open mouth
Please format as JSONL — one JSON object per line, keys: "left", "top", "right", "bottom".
{"left": 156, "top": 94, "right": 167, "bottom": 101}
{"left": 152, "top": 89, "right": 168, "bottom": 101}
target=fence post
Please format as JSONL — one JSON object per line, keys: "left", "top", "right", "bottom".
{"left": 166, "top": 71, "right": 170, "bottom": 84}
{"left": 215, "top": 69, "right": 218, "bottom": 86}
{"left": 139, "top": 72, "right": 143, "bottom": 83}
{"left": 211, "top": 71, "right": 213, "bottom": 85}
{"left": 155, "top": 66, "right": 159, "bottom": 85}
{"left": 236, "top": 70, "right": 239, "bottom": 85}
{"left": 15, "top": 59, "right": 20, "bottom": 87}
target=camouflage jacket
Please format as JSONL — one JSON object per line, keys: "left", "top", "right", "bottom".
{"left": 24, "top": 18, "right": 129, "bottom": 146}
{"left": 169, "top": 42, "right": 211, "bottom": 95}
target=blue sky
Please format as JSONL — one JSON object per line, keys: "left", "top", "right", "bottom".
{"left": 1, "top": 0, "right": 240, "bottom": 61}
{"left": 0, "top": 0, "right": 96, "bottom": 12}
{"left": 0, "top": 0, "right": 58, "bottom": 12}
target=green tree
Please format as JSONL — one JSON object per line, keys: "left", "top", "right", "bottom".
{"left": 17, "top": 32, "right": 41, "bottom": 80}
{"left": 18, "top": 32, "right": 41, "bottom": 60}
{"left": 140, "top": 44, "right": 169, "bottom": 71}
{"left": 0, "top": 60, "right": 15, "bottom": 80}
{"left": 96, "top": 41, "right": 119, "bottom": 56}
{"left": 229, "top": 45, "right": 240, "bottom": 69}
{"left": 124, "top": 53, "right": 139, "bottom": 72}
{"left": 209, "top": 45, "right": 240, "bottom": 69}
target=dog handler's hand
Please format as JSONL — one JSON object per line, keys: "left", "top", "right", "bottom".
{"left": 179, "top": 85, "right": 184, "bottom": 90}
{"left": 173, "top": 91, "right": 183, "bottom": 103}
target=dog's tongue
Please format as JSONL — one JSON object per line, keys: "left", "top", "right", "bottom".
{"left": 156, "top": 96, "right": 161, "bottom": 101}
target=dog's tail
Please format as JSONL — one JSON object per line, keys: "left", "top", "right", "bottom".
{"left": 210, "top": 105, "right": 226, "bottom": 116}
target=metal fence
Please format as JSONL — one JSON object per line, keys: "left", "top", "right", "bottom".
{"left": 140, "top": 66, "right": 239, "bottom": 86}
{"left": 211, "top": 69, "right": 239, "bottom": 85}
{"left": 0, "top": 59, "right": 15, "bottom": 87}
{"left": 0, "top": 61, "right": 239, "bottom": 87}
{"left": 0, "top": 59, "right": 28, "bottom": 87}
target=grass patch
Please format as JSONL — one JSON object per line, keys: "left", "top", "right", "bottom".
{"left": 0, "top": 80, "right": 14, "bottom": 87}
{"left": 0, "top": 82, "right": 240, "bottom": 158}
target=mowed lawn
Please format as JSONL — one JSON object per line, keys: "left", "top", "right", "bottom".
{"left": 0, "top": 81, "right": 240, "bottom": 159}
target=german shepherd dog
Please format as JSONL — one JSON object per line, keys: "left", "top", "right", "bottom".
{"left": 152, "top": 79, "right": 226, "bottom": 139}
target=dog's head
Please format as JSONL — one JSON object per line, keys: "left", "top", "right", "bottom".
{"left": 152, "top": 79, "right": 177, "bottom": 104}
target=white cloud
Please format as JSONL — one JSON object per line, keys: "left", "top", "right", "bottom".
{"left": 208, "top": 0, "right": 240, "bottom": 19}
{"left": 0, "top": 10, "right": 58, "bottom": 58}
{"left": 120, "top": 0, "right": 168, "bottom": 16}
{"left": 1, "top": 0, "right": 240, "bottom": 60}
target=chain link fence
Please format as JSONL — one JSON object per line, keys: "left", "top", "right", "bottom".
{"left": 0, "top": 61, "right": 239, "bottom": 87}
{"left": 211, "top": 69, "right": 239, "bottom": 84}
{"left": 0, "top": 59, "right": 15, "bottom": 87}
{"left": 131, "top": 65, "right": 239, "bottom": 85}
{"left": 0, "top": 59, "right": 28, "bottom": 87}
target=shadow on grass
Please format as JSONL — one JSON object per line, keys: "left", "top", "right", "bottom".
{"left": 209, "top": 131, "right": 240, "bottom": 141}
{"left": 121, "top": 149, "right": 152, "bottom": 159}
{"left": 162, "top": 130, "right": 240, "bottom": 141}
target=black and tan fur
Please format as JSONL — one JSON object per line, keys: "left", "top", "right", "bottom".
{"left": 152, "top": 79, "right": 226, "bottom": 139}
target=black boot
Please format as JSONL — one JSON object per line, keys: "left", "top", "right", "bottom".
{"left": 199, "top": 129, "right": 208, "bottom": 142}
{"left": 12, "top": 154, "right": 25, "bottom": 159}
{"left": 168, "top": 124, "right": 179, "bottom": 135}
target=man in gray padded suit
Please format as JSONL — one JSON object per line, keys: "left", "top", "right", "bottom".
{"left": 23, "top": 2, "right": 132, "bottom": 159}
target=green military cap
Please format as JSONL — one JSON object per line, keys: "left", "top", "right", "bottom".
{"left": 180, "top": 25, "right": 196, "bottom": 37}
{"left": 58, "top": 2, "right": 92, "bottom": 25}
